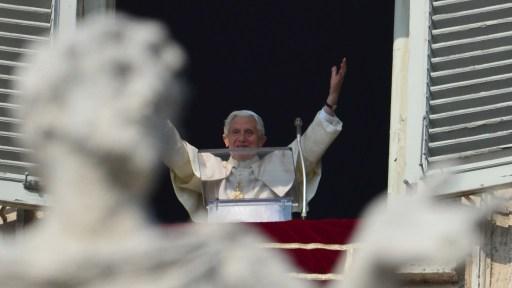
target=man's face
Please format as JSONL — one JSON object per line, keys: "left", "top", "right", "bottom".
{"left": 223, "top": 116, "right": 266, "bottom": 149}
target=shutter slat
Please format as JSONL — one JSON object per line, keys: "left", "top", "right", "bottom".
{"left": 433, "top": 0, "right": 510, "bottom": 15}
{"left": 0, "top": 158, "right": 34, "bottom": 168}
{"left": 0, "top": 130, "right": 21, "bottom": 137}
{"left": 0, "top": 73, "right": 18, "bottom": 80}
{"left": 0, "top": 31, "right": 48, "bottom": 41}
{"left": 430, "top": 73, "right": 512, "bottom": 100}
{"left": 0, "top": 102, "right": 18, "bottom": 109}
{"left": 430, "top": 128, "right": 512, "bottom": 148}
{"left": 0, "top": 116, "right": 19, "bottom": 123}
{"left": 431, "top": 87, "right": 512, "bottom": 105}
{"left": 429, "top": 132, "right": 512, "bottom": 157}
{"left": 0, "top": 88, "right": 19, "bottom": 95}
{"left": 428, "top": 147, "right": 512, "bottom": 172}
{"left": 433, "top": 4, "right": 512, "bottom": 29}
{"left": 0, "top": 172, "right": 26, "bottom": 182}
{"left": 431, "top": 30, "right": 512, "bottom": 57}
{"left": 430, "top": 103, "right": 512, "bottom": 128}
{"left": 431, "top": 88, "right": 512, "bottom": 115}
{"left": 431, "top": 100, "right": 512, "bottom": 120}
{"left": 431, "top": 116, "right": 512, "bottom": 134}
{"left": 0, "top": 145, "right": 30, "bottom": 153}
{"left": 0, "top": 7, "right": 51, "bottom": 24}
{"left": 432, "top": 45, "right": 512, "bottom": 71}
{"left": 0, "top": 59, "right": 25, "bottom": 66}
{"left": 430, "top": 116, "right": 512, "bottom": 140}
{"left": 433, "top": 17, "right": 512, "bottom": 43}
{"left": 0, "top": 3, "right": 51, "bottom": 14}
{"left": 429, "top": 144, "right": 512, "bottom": 163}
{"left": 0, "top": 17, "right": 50, "bottom": 28}
{"left": 431, "top": 59, "right": 512, "bottom": 86}
{"left": 0, "top": 44, "right": 35, "bottom": 54}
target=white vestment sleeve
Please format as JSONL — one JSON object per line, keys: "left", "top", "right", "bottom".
{"left": 163, "top": 121, "right": 206, "bottom": 221}
{"left": 289, "top": 109, "right": 342, "bottom": 202}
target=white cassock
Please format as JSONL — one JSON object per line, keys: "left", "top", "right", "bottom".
{"left": 164, "top": 109, "right": 342, "bottom": 222}
{"left": 199, "top": 152, "right": 296, "bottom": 201}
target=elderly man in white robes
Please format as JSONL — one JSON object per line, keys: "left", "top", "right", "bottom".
{"left": 164, "top": 58, "right": 347, "bottom": 221}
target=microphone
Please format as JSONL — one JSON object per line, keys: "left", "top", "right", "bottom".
{"left": 294, "top": 117, "right": 303, "bottom": 136}
{"left": 294, "top": 117, "right": 307, "bottom": 219}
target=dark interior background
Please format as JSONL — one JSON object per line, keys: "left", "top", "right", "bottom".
{"left": 116, "top": 0, "right": 395, "bottom": 223}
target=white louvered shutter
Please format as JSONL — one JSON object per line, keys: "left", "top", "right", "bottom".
{"left": 0, "top": 0, "right": 52, "bottom": 181}
{"left": 425, "top": 0, "right": 512, "bottom": 179}
{"left": 0, "top": 0, "right": 54, "bottom": 208}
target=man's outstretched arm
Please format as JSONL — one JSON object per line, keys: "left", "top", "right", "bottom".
{"left": 300, "top": 57, "right": 347, "bottom": 164}
{"left": 323, "top": 57, "right": 347, "bottom": 116}
{"left": 163, "top": 121, "right": 195, "bottom": 182}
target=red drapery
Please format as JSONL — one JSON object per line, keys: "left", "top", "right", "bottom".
{"left": 249, "top": 219, "right": 358, "bottom": 275}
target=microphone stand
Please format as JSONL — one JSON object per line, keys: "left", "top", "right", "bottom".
{"left": 295, "top": 117, "right": 307, "bottom": 220}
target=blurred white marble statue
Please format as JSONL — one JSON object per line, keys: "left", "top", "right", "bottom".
{"left": 0, "top": 14, "right": 309, "bottom": 288}
{"left": 330, "top": 177, "right": 491, "bottom": 288}
{"left": 0, "top": 11, "right": 495, "bottom": 288}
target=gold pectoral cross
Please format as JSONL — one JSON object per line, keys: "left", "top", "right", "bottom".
{"left": 232, "top": 182, "right": 244, "bottom": 200}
